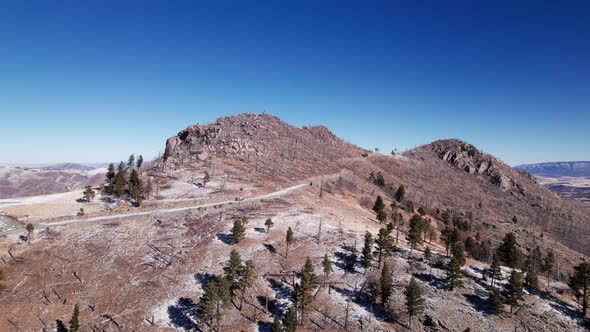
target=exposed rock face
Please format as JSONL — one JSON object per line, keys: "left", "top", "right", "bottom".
{"left": 428, "top": 139, "right": 531, "bottom": 195}
{"left": 162, "top": 113, "right": 366, "bottom": 177}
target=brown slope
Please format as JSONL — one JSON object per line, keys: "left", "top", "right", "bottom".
{"left": 400, "top": 139, "right": 590, "bottom": 256}
{"left": 157, "top": 112, "right": 368, "bottom": 183}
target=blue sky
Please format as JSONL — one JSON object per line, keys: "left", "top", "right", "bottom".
{"left": 1, "top": 1, "right": 589, "bottom": 166}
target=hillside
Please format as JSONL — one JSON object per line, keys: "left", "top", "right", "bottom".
{"left": 0, "top": 165, "right": 106, "bottom": 199}
{"left": 0, "top": 114, "right": 588, "bottom": 331}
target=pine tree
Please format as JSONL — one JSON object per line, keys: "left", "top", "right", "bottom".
{"left": 395, "top": 213, "right": 404, "bottom": 244}
{"left": 424, "top": 246, "right": 431, "bottom": 261}
{"left": 129, "top": 169, "right": 143, "bottom": 205}
{"left": 128, "top": 154, "right": 135, "bottom": 168}
{"left": 488, "top": 288, "right": 503, "bottom": 314}
{"left": 69, "top": 303, "right": 80, "bottom": 332}
{"left": 345, "top": 244, "right": 358, "bottom": 273}
{"left": 417, "top": 206, "right": 426, "bottom": 216}
{"left": 503, "top": 270, "right": 524, "bottom": 314}
{"left": 490, "top": 253, "right": 502, "bottom": 288}
{"left": 407, "top": 214, "right": 424, "bottom": 255}
{"left": 105, "top": 163, "right": 116, "bottom": 192}
{"left": 395, "top": 185, "right": 405, "bottom": 202}
{"left": 296, "top": 257, "right": 317, "bottom": 324}
{"left": 568, "top": 262, "right": 590, "bottom": 316}
{"left": 374, "top": 227, "right": 394, "bottom": 268}
{"left": 238, "top": 260, "right": 256, "bottom": 308}
{"left": 25, "top": 223, "right": 34, "bottom": 244}
{"left": 83, "top": 185, "right": 95, "bottom": 202}
{"left": 447, "top": 241, "right": 465, "bottom": 290}
{"left": 440, "top": 226, "right": 455, "bottom": 257}
{"left": 0, "top": 270, "right": 4, "bottom": 290}
{"left": 271, "top": 315, "right": 283, "bottom": 332}
{"left": 322, "top": 253, "right": 332, "bottom": 292}
{"left": 230, "top": 218, "right": 246, "bottom": 244}
{"left": 373, "top": 196, "right": 385, "bottom": 214}
{"left": 404, "top": 278, "right": 425, "bottom": 329}
{"left": 144, "top": 177, "right": 153, "bottom": 200}
{"left": 380, "top": 261, "right": 393, "bottom": 304}
{"left": 113, "top": 162, "right": 127, "bottom": 198}
{"left": 525, "top": 246, "right": 543, "bottom": 290}
{"left": 265, "top": 218, "right": 274, "bottom": 233}
{"left": 285, "top": 227, "right": 294, "bottom": 258}
{"left": 376, "top": 209, "right": 388, "bottom": 223}
{"left": 136, "top": 155, "right": 144, "bottom": 169}
{"left": 283, "top": 306, "right": 298, "bottom": 332}
{"left": 197, "top": 276, "right": 231, "bottom": 331}
{"left": 223, "top": 250, "right": 243, "bottom": 290}
{"left": 361, "top": 231, "right": 374, "bottom": 273}
{"left": 543, "top": 251, "right": 555, "bottom": 288}
{"left": 203, "top": 171, "right": 211, "bottom": 187}
{"left": 496, "top": 232, "right": 523, "bottom": 269}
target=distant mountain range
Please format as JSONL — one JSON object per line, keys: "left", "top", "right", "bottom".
{"left": 515, "top": 161, "right": 590, "bottom": 178}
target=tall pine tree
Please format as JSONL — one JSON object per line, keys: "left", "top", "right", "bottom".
{"left": 404, "top": 278, "right": 425, "bottom": 329}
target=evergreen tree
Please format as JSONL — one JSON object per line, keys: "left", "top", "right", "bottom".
{"left": 417, "top": 206, "right": 426, "bottom": 216}
{"left": 283, "top": 306, "right": 298, "bottom": 332}
{"left": 488, "top": 288, "right": 503, "bottom": 314}
{"left": 395, "top": 185, "right": 405, "bottom": 202}
{"left": 568, "top": 262, "right": 590, "bottom": 316}
{"left": 105, "top": 163, "right": 116, "bottom": 192}
{"left": 345, "top": 244, "right": 358, "bottom": 273}
{"left": 380, "top": 261, "right": 393, "bottom": 304}
{"left": 361, "top": 231, "right": 374, "bottom": 272}
{"left": 285, "top": 227, "right": 294, "bottom": 258}
{"left": 503, "top": 270, "right": 524, "bottom": 314}
{"left": 543, "top": 251, "right": 555, "bottom": 288}
{"left": 376, "top": 209, "right": 387, "bottom": 223}
{"left": 447, "top": 241, "right": 465, "bottom": 290}
{"left": 223, "top": 250, "right": 243, "bottom": 293}
{"left": 496, "top": 232, "right": 523, "bottom": 269}
{"left": 322, "top": 253, "right": 332, "bottom": 292}
{"left": 395, "top": 213, "right": 404, "bottom": 244}
{"left": 69, "top": 303, "right": 80, "bottom": 332}
{"left": 374, "top": 227, "right": 394, "bottom": 268}
{"left": 271, "top": 315, "right": 283, "bottom": 332}
{"left": 424, "top": 246, "right": 431, "bottom": 261}
{"left": 296, "top": 257, "right": 317, "bottom": 324}
{"left": 129, "top": 169, "right": 143, "bottom": 205}
{"left": 0, "top": 270, "right": 4, "bottom": 290}
{"left": 144, "top": 177, "right": 153, "bottom": 200}
{"left": 373, "top": 196, "right": 385, "bottom": 214}
{"left": 113, "top": 162, "right": 127, "bottom": 198}
{"left": 404, "top": 278, "right": 425, "bottom": 329}
{"left": 25, "top": 223, "right": 34, "bottom": 244}
{"left": 238, "top": 260, "right": 256, "bottom": 308}
{"left": 265, "top": 218, "right": 274, "bottom": 233}
{"left": 373, "top": 172, "right": 385, "bottom": 187}
{"left": 83, "top": 185, "right": 95, "bottom": 202}
{"left": 440, "top": 226, "right": 455, "bottom": 257}
{"left": 136, "top": 155, "right": 144, "bottom": 169}
{"left": 128, "top": 154, "right": 135, "bottom": 168}
{"left": 407, "top": 214, "right": 424, "bottom": 255}
{"left": 230, "top": 218, "right": 246, "bottom": 244}
{"left": 197, "top": 276, "right": 231, "bottom": 331}
{"left": 525, "top": 246, "right": 543, "bottom": 290}
{"left": 203, "top": 171, "right": 211, "bottom": 187}
{"left": 490, "top": 254, "right": 502, "bottom": 288}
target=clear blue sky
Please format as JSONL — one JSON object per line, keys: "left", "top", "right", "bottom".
{"left": 1, "top": 1, "right": 589, "bottom": 166}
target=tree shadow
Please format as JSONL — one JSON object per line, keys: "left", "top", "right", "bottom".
{"left": 267, "top": 279, "right": 292, "bottom": 315}
{"left": 254, "top": 227, "right": 267, "bottom": 233}
{"left": 216, "top": 233, "right": 233, "bottom": 245}
{"left": 413, "top": 272, "right": 446, "bottom": 290}
{"left": 537, "top": 290, "right": 582, "bottom": 320}
{"left": 194, "top": 272, "right": 216, "bottom": 287}
{"left": 263, "top": 243, "right": 279, "bottom": 256}
{"left": 168, "top": 297, "right": 199, "bottom": 331}
{"left": 257, "top": 320, "right": 273, "bottom": 332}
{"left": 463, "top": 293, "right": 495, "bottom": 316}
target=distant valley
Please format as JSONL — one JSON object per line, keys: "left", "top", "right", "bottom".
{"left": 515, "top": 161, "right": 590, "bottom": 206}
